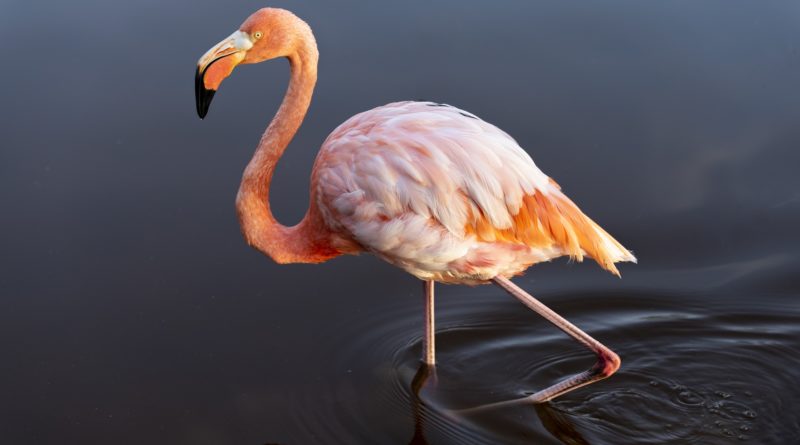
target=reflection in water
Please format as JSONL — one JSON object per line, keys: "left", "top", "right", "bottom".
{"left": 408, "top": 363, "right": 435, "bottom": 445}
{"left": 536, "top": 404, "right": 590, "bottom": 445}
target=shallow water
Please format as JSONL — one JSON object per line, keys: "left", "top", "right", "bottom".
{"left": 275, "top": 256, "right": 800, "bottom": 444}
{"left": 3, "top": 0, "right": 800, "bottom": 444}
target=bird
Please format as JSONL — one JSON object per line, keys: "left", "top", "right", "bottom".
{"left": 195, "top": 7, "right": 636, "bottom": 403}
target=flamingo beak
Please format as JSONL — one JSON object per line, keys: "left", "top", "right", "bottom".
{"left": 195, "top": 30, "right": 253, "bottom": 118}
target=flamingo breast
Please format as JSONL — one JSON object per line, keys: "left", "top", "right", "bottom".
{"left": 311, "top": 101, "right": 634, "bottom": 284}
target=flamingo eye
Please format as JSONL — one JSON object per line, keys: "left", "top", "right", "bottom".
{"left": 253, "top": 31, "right": 263, "bottom": 39}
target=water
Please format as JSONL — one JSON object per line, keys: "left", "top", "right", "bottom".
{"left": 282, "top": 257, "right": 799, "bottom": 444}
{"left": 2, "top": 0, "right": 800, "bottom": 444}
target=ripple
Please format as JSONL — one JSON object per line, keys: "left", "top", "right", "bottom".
{"left": 281, "top": 289, "right": 800, "bottom": 444}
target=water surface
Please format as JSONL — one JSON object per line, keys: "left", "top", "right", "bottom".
{"left": 1, "top": 0, "right": 799, "bottom": 443}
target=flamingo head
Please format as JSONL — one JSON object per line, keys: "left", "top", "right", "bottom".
{"left": 195, "top": 8, "right": 310, "bottom": 118}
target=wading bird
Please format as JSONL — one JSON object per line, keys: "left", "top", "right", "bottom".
{"left": 195, "top": 8, "right": 635, "bottom": 403}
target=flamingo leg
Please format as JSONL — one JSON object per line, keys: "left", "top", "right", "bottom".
{"left": 492, "top": 276, "right": 620, "bottom": 403}
{"left": 422, "top": 280, "right": 436, "bottom": 365}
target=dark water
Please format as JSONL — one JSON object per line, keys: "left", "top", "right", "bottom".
{"left": 2, "top": 0, "right": 800, "bottom": 443}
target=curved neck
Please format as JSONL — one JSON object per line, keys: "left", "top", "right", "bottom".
{"left": 235, "top": 34, "right": 337, "bottom": 263}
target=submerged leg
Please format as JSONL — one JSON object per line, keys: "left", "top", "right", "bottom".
{"left": 493, "top": 276, "right": 620, "bottom": 403}
{"left": 422, "top": 280, "right": 436, "bottom": 365}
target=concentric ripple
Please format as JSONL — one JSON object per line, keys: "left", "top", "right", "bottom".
{"left": 279, "top": 286, "right": 800, "bottom": 444}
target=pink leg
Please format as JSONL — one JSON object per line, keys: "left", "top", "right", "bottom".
{"left": 493, "top": 276, "right": 620, "bottom": 403}
{"left": 422, "top": 280, "right": 436, "bottom": 365}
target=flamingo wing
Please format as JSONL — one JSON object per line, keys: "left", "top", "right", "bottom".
{"left": 313, "top": 101, "right": 634, "bottom": 283}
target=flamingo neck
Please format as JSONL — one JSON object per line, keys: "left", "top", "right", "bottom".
{"left": 235, "top": 33, "right": 337, "bottom": 264}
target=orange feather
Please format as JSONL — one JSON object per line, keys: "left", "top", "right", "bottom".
{"left": 464, "top": 188, "right": 627, "bottom": 276}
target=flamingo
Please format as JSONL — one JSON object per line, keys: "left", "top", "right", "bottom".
{"left": 195, "top": 8, "right": 636, "bottom": 403}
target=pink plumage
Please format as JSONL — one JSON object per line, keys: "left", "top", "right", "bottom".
{"left": 196, "top": 7, "right": 633, "bottom": 403}
{"left": 313, "top": 101, "right": 635, "bottom": 284}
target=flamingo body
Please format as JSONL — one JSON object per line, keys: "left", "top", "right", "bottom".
{"left": 313, "top": 101, "right": 635, "bottom": 284}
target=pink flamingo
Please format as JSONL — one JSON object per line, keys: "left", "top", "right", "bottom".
{"left": 195, "top": 8, "right": 635, "bottom": 403}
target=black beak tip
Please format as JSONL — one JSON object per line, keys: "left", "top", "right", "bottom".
{"left": 195, "top": 67, "right": 215, "bottom": 119}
